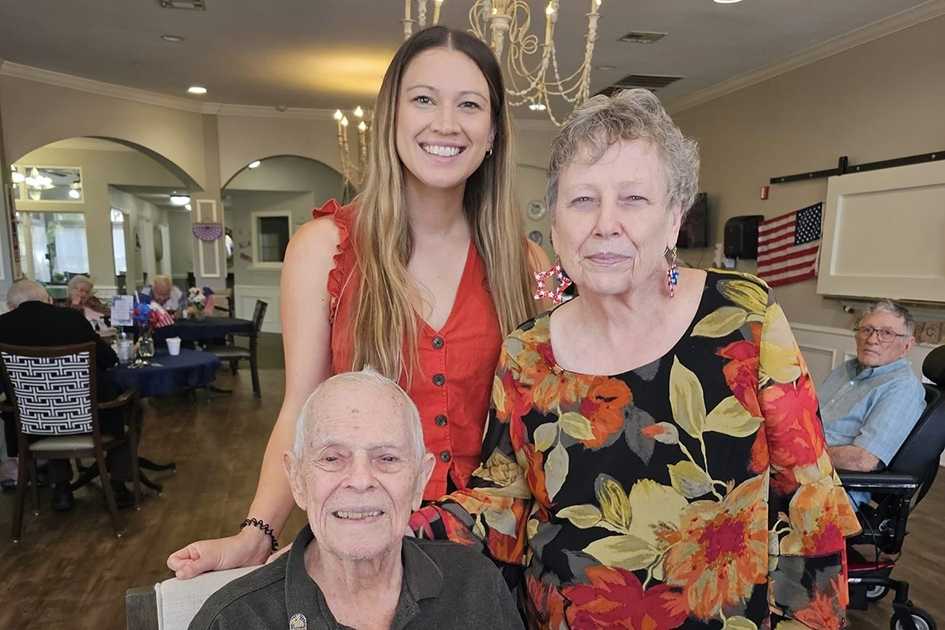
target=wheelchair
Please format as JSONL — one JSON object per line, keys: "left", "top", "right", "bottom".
{"left": 840, "top": 345, "right": 945, "bottom": 630}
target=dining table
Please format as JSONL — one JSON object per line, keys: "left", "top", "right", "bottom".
{"left": 109, "top": 348, "right": 222, "bottom": 491}
{"left": 153, "top": 316, "right": 254, "bottom": 343}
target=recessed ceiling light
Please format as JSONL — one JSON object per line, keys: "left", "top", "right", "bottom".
{"left": 187, "top": 85, "right": 207, "bottom": 95}
{"left": 161, "top": 34, "right": 185, "bottom": 43}
{"left": 248, "top": 160, "right": 261, "bottom": 169}
{"left": 595, "top": 65, "right": 617, "bottom": 71}
{"left": 170, "top": 194, "right": 191, "bottom": 206}
{"left": 713, "top": 0, "right": 743, "bottom": 3}
{"left": 68, "top": 189, "right": 81, "bottom": 199}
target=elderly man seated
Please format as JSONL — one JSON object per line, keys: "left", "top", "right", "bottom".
{"left": 141, "top": 274, "right": 183, "bottom": 313}
{"left": 820, "top": 301, "right": 926, "bottom": 490}
{"left": 188, "top": 369, "right": 522, "bottom": 630}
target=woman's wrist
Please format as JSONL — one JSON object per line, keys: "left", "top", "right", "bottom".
{"left": 238, "top": 521, "right": 278, "bottom": 562}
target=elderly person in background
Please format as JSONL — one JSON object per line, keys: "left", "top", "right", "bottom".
{"left": 142, "top": 274, "right": 183, "bottom": 312}
{"left": 67, "top": 274, "right": 109, "bottom": 321}
{"left": 411, "top": 89, "right": 860, "bottom": 629}
{"left": 821, "top": 301, "right": 925, "bottom": 480}
{"left": 188, "top": 369, "right": 522, "bottom": 630}
{"left": 0, "top": 279, "right": 135, "bottom": 510}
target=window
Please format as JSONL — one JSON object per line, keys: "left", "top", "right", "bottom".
{"left": 15, "top": 212, "right": 90, "bottom": 284}
{"left": 251, "top": 211, "right": 292, "bottom": 268}
{"left": 11, "top": 165, "right": 83, "bottom": 203}
{"left": 111, "top": 208, "right": 127, "bottom": 274}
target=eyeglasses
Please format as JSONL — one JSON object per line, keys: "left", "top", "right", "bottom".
{"left": 854, "top": 326, "right": 909, "bottom": 343}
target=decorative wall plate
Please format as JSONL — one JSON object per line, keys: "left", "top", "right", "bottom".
{"left": 192, "top": 222, "right": 224, "bottom": 241}
{"left": 527, "top": 199, "right": 547, "bottom": 221}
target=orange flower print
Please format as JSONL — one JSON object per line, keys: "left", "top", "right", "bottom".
{"left": 758, "top": 374, "right": 825, "bottom": 494}
{"left": 793, "top": 573, "right": 847, "bottom": 630}
{"left": 563, "top": 565, "right": 687, "bottom": 629}
{"left": 522, "top": 443, "right": 552, "bottom": 507}
{"left": 663, "top": 475, "right": 769, "bottom": 620}
{"left": 527, "top": 574, "right": 568, "bottom": 630}
{"left": 717, "top": 339, "right": 762, "bottom": 418}
{"left": 780, "top": 479, "right": 860, "bottom": 557}
{"left": 579, "top": 377, "right": 633, "bottom": 449}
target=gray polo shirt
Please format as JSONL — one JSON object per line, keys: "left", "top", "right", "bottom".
{"left": 820, "top": 357, "right": 926, "bottom": 465}
{"left": 189, "top": 525, "right": 523, "bottom": 630}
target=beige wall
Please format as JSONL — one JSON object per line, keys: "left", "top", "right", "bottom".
{"left": 14, "top": 145, "right": 185, "bottom": 288}
{"left": 672, "top": 14, "right": 945, "bottom": 327}
{"left": 0, "top": 77, "right": 207, "bottom": 189}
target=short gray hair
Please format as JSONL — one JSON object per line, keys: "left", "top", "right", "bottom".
{"left": 292, "top": 368, "right": 426, "bottom": 462}
{"left": 861, "top": 300, "right": 916, "bottom": 336}
{"left": 67, "top": 274, "right": 93, "bottom": 292}
{"left": 6, "top": 279, "right": 49, "bottom": 310}
{"left": 546, "top": 89, "right": 700, "bottom": 216}
{"left": 152, "top": 274, "right": 172, "bottom": 289}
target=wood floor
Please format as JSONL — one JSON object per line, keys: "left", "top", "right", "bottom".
{"left": 0, "top": 362, "right": 942, "bottom": 629}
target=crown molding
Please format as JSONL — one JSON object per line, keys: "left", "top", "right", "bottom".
{"left": 212, "top": 103, "right": 336, "bottom": 121}
{"left": 667, "top": 0, "right": 945, "bottom": 114}
{"left": 0, "top": 60, "right": 207, "bottom": 113}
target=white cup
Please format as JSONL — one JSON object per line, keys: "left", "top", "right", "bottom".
{"left": 166, "top": 337, "right": 182, "bottom": 356}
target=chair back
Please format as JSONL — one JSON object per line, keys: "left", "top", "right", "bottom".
{"left": 251, "top": 300, "right": 268, "bottom": 334}
{"left": 887, "top": 345, "right": 945, "bottom": 504}
{"left": 0, "top": 342, "right": 98, "bottom": 436}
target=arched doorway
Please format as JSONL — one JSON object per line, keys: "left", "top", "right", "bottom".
{"left": 10, "top": 136, "right": 201, "bottom": 300}
{"left": 220, "top": 155, "right": 345, "bottom": 332}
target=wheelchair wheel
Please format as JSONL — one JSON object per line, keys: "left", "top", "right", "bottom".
{"left": 891, "top": 607, "right": 936, "bottom": 630}
{"left": 866, "top": 585, "right": 889, "bottom": 601}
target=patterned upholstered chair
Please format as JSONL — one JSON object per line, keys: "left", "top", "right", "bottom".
{"left": 0, "top": 341, "right": 140, "bottom": 541}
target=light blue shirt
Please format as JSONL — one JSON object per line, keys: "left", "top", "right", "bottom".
{"left": 820, "top": 358, "right": 926, "bottom": 467}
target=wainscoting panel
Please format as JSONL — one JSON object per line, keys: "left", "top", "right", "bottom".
{"left": 234, "top": 284, "right": 281, "bottom": 334}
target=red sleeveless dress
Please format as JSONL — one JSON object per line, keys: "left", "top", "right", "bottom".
{"left": 313, "top": 200, "right": 503, "bottom": 500}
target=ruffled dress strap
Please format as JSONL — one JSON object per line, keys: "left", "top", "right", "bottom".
{"left": 312, "top": 199, "right": 357, "bottom": 324}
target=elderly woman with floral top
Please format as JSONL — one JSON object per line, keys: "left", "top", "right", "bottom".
{"left": 411, "top": 89, "right": 860, "bottom": 629}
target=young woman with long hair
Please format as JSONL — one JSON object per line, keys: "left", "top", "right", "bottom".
{"left": 167, "top": 26, "right": 546, "bottom": 578}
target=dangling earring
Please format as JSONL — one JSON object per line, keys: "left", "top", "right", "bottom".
{"left": 665, "top": 246, "right": 679, "bottom": 298}
{"left": 534, "top": 259, "right": 572, "bottom": 304}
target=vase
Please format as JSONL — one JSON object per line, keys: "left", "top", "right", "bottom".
{"left": 138, "top": 328, "right": 156, "bottom": 361}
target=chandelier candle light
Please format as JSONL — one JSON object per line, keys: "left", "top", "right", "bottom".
{"left": 333, "top": 106, "right": 371, "bottom": 186}
{"left": 403, "top": 0, "right": 604, "bottom": 125}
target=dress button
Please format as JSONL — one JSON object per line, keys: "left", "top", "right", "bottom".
{"left": 439, "top": 450, "right": 451, "bottom": 463}
{"left": 432, "top": 336, "right": 444, "bottom": 349}
{"left": 432, "top": 373, "right": 446, "bottom": 386}
{"left": 435, "top": 414, "right": 448, "bottom": 427}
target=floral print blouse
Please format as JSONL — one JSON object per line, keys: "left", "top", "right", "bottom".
{"left": 412, "top": 270, "right": 861, "bottom": 629}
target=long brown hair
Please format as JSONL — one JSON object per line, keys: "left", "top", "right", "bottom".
{"left": 350, "top": 26, "right": 534, "bottom": 380}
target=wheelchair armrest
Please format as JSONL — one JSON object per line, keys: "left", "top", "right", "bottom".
{"left": 838, "top": 470, "right": 920, "bottom": 494}
{"left": 99, "top": 388, "right": 139, "bottom": 411}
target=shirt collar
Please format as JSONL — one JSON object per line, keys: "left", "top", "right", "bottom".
{"left": 283, "top": 525, "right": 444, "bottom": 629}
{"left": 850, "top": 357, "right": 910, "bottom": 379}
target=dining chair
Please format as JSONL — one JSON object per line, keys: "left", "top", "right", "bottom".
{"left": 0, "top": 342, "right": 141, "bottom": 541}
{"left": 206, "top": 300, "right": 267, "bottom": 398}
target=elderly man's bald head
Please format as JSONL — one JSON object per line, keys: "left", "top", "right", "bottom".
{"left": 7, "top": 279, "right": 51, "bottom": 310}
{"left": 292, "top": 368, "right": 426, "bottom": 462}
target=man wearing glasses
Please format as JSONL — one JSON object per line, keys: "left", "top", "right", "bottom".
{"left": 820, "top": 301, "right": 926, "bottom": 487}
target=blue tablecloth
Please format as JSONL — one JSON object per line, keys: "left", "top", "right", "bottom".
{"left": 154, "top": 317, "right": 254, "bottom": 343}
{"left": 109, "top": 349, "right": 221, "bottom": 397}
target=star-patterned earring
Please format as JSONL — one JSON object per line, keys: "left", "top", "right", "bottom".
{"left": 534, "top": 259, "right": 572, "bottom": 304}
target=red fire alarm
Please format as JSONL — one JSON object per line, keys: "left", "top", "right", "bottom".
{"left": 760, "top": 185, "right": 769, "bottom": 200}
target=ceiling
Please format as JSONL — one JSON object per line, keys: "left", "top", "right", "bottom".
{"left": 0, "top": 1, "right": 936, "bottom": 117}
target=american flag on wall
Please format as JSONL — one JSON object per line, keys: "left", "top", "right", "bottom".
{"left": 756, "top": 202, "right": 823, "bottom": 287}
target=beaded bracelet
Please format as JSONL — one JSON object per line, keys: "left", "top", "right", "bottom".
{"left": 240, "top": 517, "right": 279, "bottom": 553}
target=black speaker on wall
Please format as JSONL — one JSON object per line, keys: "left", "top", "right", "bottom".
{"left": 723, "top": 215, "right": 764, "bottom": 259}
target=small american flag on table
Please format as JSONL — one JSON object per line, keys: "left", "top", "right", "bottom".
{"left": 756, "top": 202, "right": 823, "bottom": 287}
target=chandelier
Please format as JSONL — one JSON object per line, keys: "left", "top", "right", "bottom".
{"left": 332, "top": 105, "right": 371, "bottom": 187}
{"left": 402, "top": 0, "right": 605, "bottom": 125}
